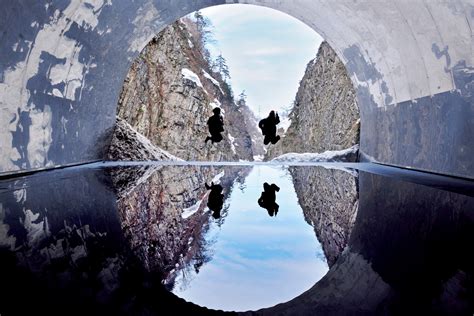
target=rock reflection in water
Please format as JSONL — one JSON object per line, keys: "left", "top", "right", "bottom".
{"left": 290, "top": 167, "right": 358, "bottom": 266}
{"left": 110, "top": 165, "right": 250, "bottom": 287}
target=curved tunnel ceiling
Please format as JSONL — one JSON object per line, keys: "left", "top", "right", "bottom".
{"left": 0, "top": 0, "right": 473, "bottom": 177}
{"left": 0, "top": 1, "right": 473, "bottom": 314}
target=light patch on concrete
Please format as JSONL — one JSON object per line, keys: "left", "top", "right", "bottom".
{"left": 61, "top": 116, "right": 68, "bottom": 135}
{"left": 27, "top": 105, "right": 52, "bottom": 169}
{"left": 128, "top": 1, "right": 162, "bottom": 53}
{"left": 52, "top": 88, "right": 63, "bottom": 97}
{"left": 13, "top": 187, "right": 27, "bottom": 203}
{"left": 21, "top": 208, "right": 50, "bottom": 247}
{"left": 0, "top": 0, "right": 110, "bottom": 172}
{"left": 0, "top": 204, "right": 17, "bottom": 249}
{"left": 0, "top": 61, "right": 28, "bottom": 171}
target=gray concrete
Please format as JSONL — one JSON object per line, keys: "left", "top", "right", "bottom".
{"left": 0, "top": 0, "right": 473, "bottom": 177}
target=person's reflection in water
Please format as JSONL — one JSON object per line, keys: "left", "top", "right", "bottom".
{"left": 258, "top": 182, "right": 280, "bottom": 217}
{"left": 205, "top": 182, "right": 224, "bottom": 219}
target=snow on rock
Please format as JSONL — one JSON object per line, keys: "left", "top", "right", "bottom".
{"left": 202, "top": 70, "right": 224, "bottom": 93}
{"left": 187, "top": 39, "right": 194, "bottom": 48}
{"left": 211, "top": 171, "right": 225, "bottom": 184}
{"left": 134, "top": 130, "right": 180, "bottom": 161}
{"left": 182, "top": 197, "right": 205, "bottom": 219}
{"left": 253, "top": 155, "right": 264, "bottom": 162}
{"left": 181, "top": 68, "right": 203, "bottom": 87}
{"left": 271, "top": 145, "right": 359, "bottom": 163}
{"left": 279, "top": 116, "right": 292, "bottom": 133}
{"left": 182, "top": 170, "right": 225, "bottom": 218}
{"left": 209, "top": 98, "right": 224, "bottom": 114}
{"left": 110, "top": 117, "right": 183, "bottom": 161}
{"left": 228, "top": 133, "right": 236, "bottom": 154}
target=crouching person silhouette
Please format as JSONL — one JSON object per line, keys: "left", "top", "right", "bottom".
{"left": 257, "top": 182, "right": 280, "bottom": 217}
{"left": 258, "top": 110, "right": 281, "bottom": 145}
{"left": 205, "top": 182, "right": 224, "bottom": 219}
{"left": 205, "top": 108, "right": 224, "bottom": 144}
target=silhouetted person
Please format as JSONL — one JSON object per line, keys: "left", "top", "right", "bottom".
{"left": 258, "top": 110, "right": 280, "bottom": 145}
{"left": 258, "top": 182, "right": 280, "bottom": 217}
{"left": 205, "top": 182, "right": 224, "bottom": 219}
{"left": 205, "top": 108, "right": 224, "bottom": 144}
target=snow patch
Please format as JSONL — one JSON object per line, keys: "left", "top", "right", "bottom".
{"left": 209, "top": 98, "right": 224, "bottom": 114}
{"left": 202, "top": 70, "right": 224, "bottom": 93}
{"left": 253, "top": 155, "right": 264, "bottom": 162}
{"left": 120, "top": 118, "right": 183, "bottom": 161}
{"left": 279, "top": 116, "right": 291, "bottom": 133}
{"left": 182, "top": 198, "right": 204, "bottom": 219}
{"left": 187, "top": 39, "right": 194, "bottom": 48}
{"left": 181, "top": 68, "right": 203, "bottom": 87}
{"left": 228, "top": 133, "right": 236, "bottom": 154}
{"left": 271, "top": 145, "right": 359, "bottom": 163}
{"left": 211, "top": 171, "right": 225, "bottom": 184}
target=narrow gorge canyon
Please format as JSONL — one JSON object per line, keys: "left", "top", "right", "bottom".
{"left": 107, "top": 18, "right": 362, "bottom": 272}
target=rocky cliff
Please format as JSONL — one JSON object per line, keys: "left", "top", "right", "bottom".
{"left": 266, "top": 42, "right": 361, "bottom": 266}
{"left": 112, "top": 19, "right": 262, "bottom": 161}
{"left": 266, "top": 41, "right": 360, "bottom": 160}
{"left": 290, "top": 167, "right": 358, "bottom": 266}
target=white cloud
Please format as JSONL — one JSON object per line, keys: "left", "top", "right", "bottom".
{"left": 200, "top": 4, "right": 323, "bottom": 116}
{"left": 243, "top": 46, "right": 296, "bottom": 57}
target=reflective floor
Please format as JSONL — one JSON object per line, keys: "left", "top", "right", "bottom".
{"left": 0, "top": 162, "right": 473, "bottom": 315}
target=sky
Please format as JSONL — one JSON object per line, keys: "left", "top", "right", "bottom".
{"left": 200, "top": 4, "right": 323, "bottom": 118}
{"left": 173, "top": 166, "right": 328, "bottom": 311}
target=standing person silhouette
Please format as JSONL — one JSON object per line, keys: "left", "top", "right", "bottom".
{"left": 258, "top": 110, "right": 281, "bottom": 145}
{"left": 205, "top": 108, "right": 224, "bottom": 144}
{"left": 205, "top": 182, "right": 224, "bottom": 219}
{"left": 257, "top": 182, "right": 280, "bottom": 217}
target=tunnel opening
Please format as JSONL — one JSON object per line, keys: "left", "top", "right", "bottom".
{"left": 0, "top": 1, "right": 473, "bottom": 315}
{"left": 106, "top": 4, "right": 360, "bottom": 311}
{"left": 108, "top": 4, "right": 360, "bottom": 167}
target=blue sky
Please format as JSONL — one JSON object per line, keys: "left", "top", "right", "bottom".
{"left": 200, "top": 4, "right": 323, "bottom": 118}
{"left": 173, "top": 166, "right": 328, "bottom": 311}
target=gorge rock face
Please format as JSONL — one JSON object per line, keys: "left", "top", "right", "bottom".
{"left": 114, "top": 19, "right": 262, "bottom": 161}
{"left": 290, "top": 167, "right": 359, "bottom": 267}
{"left": 266, "top": 42, "right": 360, "bottom": 160}
{"left": 263, "top": 41, "right": 361, "bottom": 266}
{"left": 107, "top": 117, "right": 181, "bottom": 161}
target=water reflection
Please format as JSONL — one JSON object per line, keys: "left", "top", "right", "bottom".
{"left": 173, "top": 166, "right": 327, "bottom": 311}
{"left": 0, "top": 163, "right": 473, "bottom": 314}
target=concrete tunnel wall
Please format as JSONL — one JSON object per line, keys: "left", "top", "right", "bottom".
{"left": 0, "top": 0, "right": 473, "bottom": 177}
